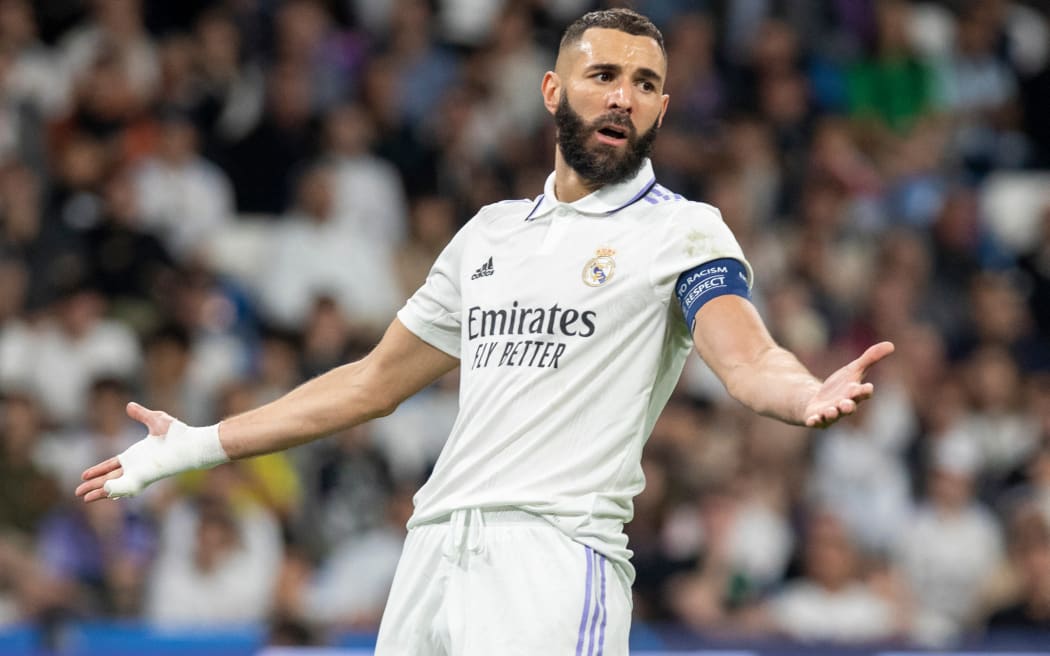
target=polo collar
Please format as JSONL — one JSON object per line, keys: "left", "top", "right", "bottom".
{"left": 524, "top": 159, "right": 657, "bottom": 221}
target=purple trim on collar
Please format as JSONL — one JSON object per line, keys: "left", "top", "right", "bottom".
{"left": 606, "top": 177, "right": 657, "bottom": 215}
{"left": 524, "top": 194, "right": 545, "bottom": 221}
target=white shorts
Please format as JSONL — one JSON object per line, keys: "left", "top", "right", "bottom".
{"left": 374, "top": 508, "right": 631, "bottom": 656}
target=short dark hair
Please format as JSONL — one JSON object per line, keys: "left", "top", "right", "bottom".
{"left": 559, "top": 8, "right": 666, "bottom": 59}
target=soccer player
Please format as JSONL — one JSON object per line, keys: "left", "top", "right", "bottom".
{"left": 76, "top": 9, "right": 893, "bottom": 655}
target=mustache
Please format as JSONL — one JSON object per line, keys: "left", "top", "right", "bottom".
{"left": 590, "top": 113, "right": 635, "bottom": 135}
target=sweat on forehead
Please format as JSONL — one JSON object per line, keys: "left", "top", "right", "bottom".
{"left": 558, "top": 8, "right": 666, "bottom": 60}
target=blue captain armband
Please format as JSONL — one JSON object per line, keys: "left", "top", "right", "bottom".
{"left": 675, "top": 258, "right": 751, "bottom": 331}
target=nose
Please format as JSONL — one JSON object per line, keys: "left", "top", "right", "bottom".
{"left": 606, "top": 81, "right": 633, "bottom": 112}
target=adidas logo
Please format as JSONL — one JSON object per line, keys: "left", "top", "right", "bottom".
{"left": 471, "top": 256, "right": 495, "bottom": 280}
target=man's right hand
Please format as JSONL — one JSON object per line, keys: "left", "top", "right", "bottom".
{"left": 75, "top": 402, "right": 228, "bottom": 503}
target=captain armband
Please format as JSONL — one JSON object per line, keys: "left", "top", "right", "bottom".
{"left": 675, "top": 258, "right": 751, "bottom": 332}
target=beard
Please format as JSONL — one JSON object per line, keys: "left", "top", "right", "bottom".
{"left": 554, "top": 92, "right": 659, "bottom": 188}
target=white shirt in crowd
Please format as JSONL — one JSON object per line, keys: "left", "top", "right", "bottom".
{"left": 0, "top": 318, "right": 141, "bottom": 426}
{"left": 133, "top": 156, "right": 235, "bottom": 260}
{"left": 301, "top": 526, "right": 404, "bottom": 625}
{"left": 259, "top": 212, "right": 404, "bottom": 334}
{"left": 331, "top": 155, "right": 409, "bottom": 250}
{"left": 145, "top": 501, "right": 283, "bottom": 629}
{"left": 771, "top": 581, "right": 897, "bottom": 643}
{"left": 895, "top": 502, "right": 1004, "bottom": 643}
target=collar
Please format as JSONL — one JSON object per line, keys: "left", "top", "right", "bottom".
{"left": 524, "top": 159, "right": 657, "bottom": 221}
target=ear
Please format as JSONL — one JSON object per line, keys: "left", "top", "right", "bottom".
{"left": 541, "top": 71, "right": 561, "bottom": 116}
{"left": 657, "top": 93, "right": 670, "bottom": 128}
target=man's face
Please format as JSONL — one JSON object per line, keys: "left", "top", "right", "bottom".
{"left": 544, "top": 27, "right": 669, "bottom": 187}
{"left": 555, "top": 91, "right": 659, "bottom": 187}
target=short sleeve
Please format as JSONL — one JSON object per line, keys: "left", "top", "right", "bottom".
{"left": 650, "top": 202, "right": 753, "bottom": 297}
{"left": 397, "top": 224, "right": 469, "bottom": 358}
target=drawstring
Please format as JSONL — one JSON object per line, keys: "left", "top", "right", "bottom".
{"left": 442, "top": 508, "right": 486, "bottom": 561}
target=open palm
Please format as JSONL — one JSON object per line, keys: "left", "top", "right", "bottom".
{"left": 75, "top": 402, "right": 175, "bottom": 502}
{"left": 803, "top": 341, "right": 895, "bottom": 428}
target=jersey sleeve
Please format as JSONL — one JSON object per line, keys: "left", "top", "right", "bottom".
{"left": 397, "top": 224, "right": 470, "bottom": 358}
{"left": 650, "top": 202, "right": 753, "bottom": 300}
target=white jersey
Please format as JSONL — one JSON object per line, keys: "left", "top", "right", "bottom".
{"left": 397, "top": 159, "right": 751, "bottom": 582}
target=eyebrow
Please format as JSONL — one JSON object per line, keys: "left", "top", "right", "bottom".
{"left": 585, "top": 63, "right": 664, "bottom": 85}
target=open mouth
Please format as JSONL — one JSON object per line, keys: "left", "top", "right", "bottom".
{"left": 595, "top": 125, "right": 629, "bottom": 145}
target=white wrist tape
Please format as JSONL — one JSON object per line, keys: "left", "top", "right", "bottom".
{"left": 104, "top": 421, "right": 229, "bottom": 499}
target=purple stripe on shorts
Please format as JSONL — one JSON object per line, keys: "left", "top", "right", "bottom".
{"left": 597, "top": 556, "right": 608, "bottom": 655}
{"left": 575, "top": 546, "right": 594, "bottom": 656}
{"left": 587, "top": 551, "right": 604, "bottom": 655}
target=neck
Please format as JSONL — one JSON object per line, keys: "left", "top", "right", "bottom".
{"left": 552, "top": 149, "right": 600, "bottom": 203}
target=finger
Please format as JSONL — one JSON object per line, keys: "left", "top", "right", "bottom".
{"left": 81, "top": 456, "right": 122, "bottom": 481}
{"left": 126, "top": 402, "right": 173, "bottom": 436}
{"left": 848, "top": 382, "right": 875, "bottom": 402}
{"left": 837, "top": 398, "right": 857, "bottom": 415}
{"left": 75, "top": 468, "right": 124, "bottom": 498}
{"left": 82, "top": 488, "right": 117, "bottom": 503}
{"left": 806, "top": 414, "right": 831, "bottom": 429}
{"left": 852, "top": 341, "right": 895, "bottom": 375}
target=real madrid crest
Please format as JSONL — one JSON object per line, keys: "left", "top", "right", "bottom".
{"left": 583, "top": 247, "right": 616, "bottom": 287}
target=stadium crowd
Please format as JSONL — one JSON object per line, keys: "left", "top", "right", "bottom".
{"left": 1, "top": 0, "right": 1049, "bottom": 650}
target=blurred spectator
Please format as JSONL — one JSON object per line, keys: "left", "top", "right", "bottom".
{"left": 894, "top": 435, "right": 1005, "bottom": 645}
{"left": 935, "top": 3, "right": 1026, "bottom": 176}
{"left": 322, "top": 103, "right": 408, "bottom": 249}
{"left": 3, "top": 286, "right": 140, "bottom": 426}
{"left": 190, "top": 7, "right": 266, "bottom": 147}
{"left": 291, "top": 424, "right": 395, "bottom": 556}
{"left": 34, "top": 376, "right": 140, "bottom": 493}
{"left": 36, "top": 493, "right": 155, "bottom": 618}
{"left": 272, "top": 0, "right": 365, "bottom": 112}
{"left": 258, "top": 162, "right": 402, "bottom": 337}
{"left": 0, "top": 0, "right": 70, "bottom": 120}
{"left": 132, "top": 111, "right": 235, "bottom": 261}
{"left": 944, "top": 344, "right": 1039, "bottom": 486}
{"left": 757, "top": 511, "right": 906, "bottom": 644}
{"left": 668, "top": 475, "right": 795, "bottom": 635}
{"left": 0, "top": 392, "right": 61, "bottom": 537}
{"left": 847, "top": 0, "right": 935, "bottom": 133}
{"left": 165, "top": 264, "right": 258, "bottom": 410}
{"left": 82, "top": 169, "right": 179, "bottom": 331}
{"left": 394, "top": 194, "right": 458, "bottom": 298}
{"left": 139, "top": 323, "right": 210, "bottom": 426}
{"left": 58, "top": 0, "right": 158, "bottom": 110}
{"left": 43, "top": 132, "right": 109, "bottom": 235}
{"left": 652, "top": 12, "right": 723, "bottom": 198}
{"left": 383, "top": 0, "right": 459, "bottom": 127}
{"left": 809, "top": 380, "right": 916, "bottom": 555}
{"left": 482, "top": 4, "right": 551, "bottom": 140}
{"left": 56, "top": 45, "right": 159, "bottom": 166}
{"left": 0, "top": 42, "right": 47, "bottom": 171}
{"left": 371, "top": 368, "right": 459, "bottom": 484}
{"left": 0, "top": 161, "right": 84, "bottom": 311}
{"left": 278, "top": 485, "right": 413, "bottom": 631}
{"left": 986, "top": 503, "right": 1050, "bottom": 631}
{"left": 299, "top": 296, "right": 353, "bottom": 380}
{"left": 144, "top": 493, "right": 282, "bottom": 629}
{"left": 219, "top": 60, "right": 317, "bottom": 214}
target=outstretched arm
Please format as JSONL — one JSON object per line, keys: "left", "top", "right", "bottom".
{"left": 76, "top": 319, "right": 459, "bottom": 502}
{"left": 691, "top": 295, "right": 893, "bottom": 428}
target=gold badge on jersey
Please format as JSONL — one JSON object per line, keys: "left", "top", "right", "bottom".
{"left": 583, "top": 247, "right": 616, "bottom": 287}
